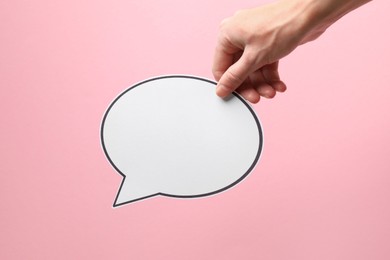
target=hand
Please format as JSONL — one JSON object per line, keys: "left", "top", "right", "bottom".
{"left": 212, "top": 0, "right": 371, "bottom": 103}
{"left": 212, "top": 1, "right": 308, "bottom": 103}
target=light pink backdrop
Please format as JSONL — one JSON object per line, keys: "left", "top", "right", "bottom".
{"left": 1, "top": 0, "right": 389, "bottom": 259}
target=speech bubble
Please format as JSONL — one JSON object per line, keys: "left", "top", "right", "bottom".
{"left": 101, "top": 75, "right": 263, "bottom": 207}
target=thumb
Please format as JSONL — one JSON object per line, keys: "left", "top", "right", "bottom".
{"left": 216, "top": 51, "right": 256, "bottom": 98}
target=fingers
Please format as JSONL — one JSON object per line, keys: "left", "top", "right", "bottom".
{"left": 261, "top": 61, "right": 287, "bottom": 93}
{"left": 249, "top": 70, "right": 276, "bottom": 98}
{"left": 235, "top": 62, "right": 287, "bottom": 103}
{"left": 215, "top": 49, "right": 256, "bottom": 98}
{"left": 235, "top": 79, "right": 261, "bottom": 103}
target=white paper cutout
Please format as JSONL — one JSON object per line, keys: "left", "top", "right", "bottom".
{"left": 101, "top": 75, "right": 263, "bottom": 206}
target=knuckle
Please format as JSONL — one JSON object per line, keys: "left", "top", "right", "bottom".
{"left": 219, "top": 18, "right": 233, "bottom": 33}
{"left": 233, "top": 9, "right": 246, "bottom": 17}
{"left": 242, "top": 53, "right": 256, "bottom": 66}
{"left": 225, "top": 70, "right": 243, "bottom": 87}
{"left": 212, "top": 68, "right": 224, "bottom": 81}
{"left": 233, "top": 10, "right": 242, "bottom": 17}
{"left": 219, "top": 18, "right": 229, "bottom": 29}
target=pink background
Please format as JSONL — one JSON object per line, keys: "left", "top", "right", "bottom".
{"left": 1, "top": 0, "right": 390, "bottom": 259}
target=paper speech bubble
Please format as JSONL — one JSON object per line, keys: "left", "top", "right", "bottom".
{"left": 101, "top": 75, "right": 263, "bottom": 207}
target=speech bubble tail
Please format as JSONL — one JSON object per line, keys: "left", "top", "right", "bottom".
{"left": 113, "top": 178, "right": 158, "bottom": 207}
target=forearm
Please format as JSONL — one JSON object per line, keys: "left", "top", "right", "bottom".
{"left": 309, "top": 0, "right": 370, "bottom": 24}
{"left": 298, "top": 0, "right": 373, "bottom": 43}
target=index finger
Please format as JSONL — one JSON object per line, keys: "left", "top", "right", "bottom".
{"left": 215, "top": 49, "right": 256, "bottom": 98}
{"left": 212, "top": 37, "right": 241, "bottom": 81}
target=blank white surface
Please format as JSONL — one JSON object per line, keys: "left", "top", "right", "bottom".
{"left": 101, "top": 75, "right": 262, "bottom": 205}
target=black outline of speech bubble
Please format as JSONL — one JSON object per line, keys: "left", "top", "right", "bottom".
{"left": 100, "top": 75, "right": 263, "bottom": 207}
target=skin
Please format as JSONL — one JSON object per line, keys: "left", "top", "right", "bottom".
{"left": 212, "top": 0, "right": 372, "bottom": 103}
